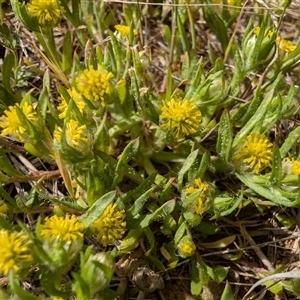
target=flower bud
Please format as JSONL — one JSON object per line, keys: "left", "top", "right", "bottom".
{"left": 81, "top": 252, "right": 114, "bottom": 295}
{"left": 177, "top": 236, "right": 196, "bottom": 258}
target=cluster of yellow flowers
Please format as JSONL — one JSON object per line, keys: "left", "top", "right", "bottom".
{"left": 0, "top": 203, "right": 126, "bottom": 276}
{"left": 0, "top": 102, "right": 37, "bottom": 142}
{"left": 185, "top": 178, "right": 209, "bottom": 215}
{"left": 115, "top": 24, "right": 138, "bottom": 37}
{"left": 254, "top": 27, "right": 296, "bottom": 53}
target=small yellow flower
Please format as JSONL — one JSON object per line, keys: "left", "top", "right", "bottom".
{"left": 57, "top": 88, "right": 86, "bottom": 119}
{"left": 177, "top": 236, "right": 196, "bottom": 258}
{"left": 40, "top": 214, "right": 85, "bottom": 243}
{"left": 283, "top": 158, "right": 300, "bottom": 175}
{"left": 0, "top": 102, "right": 37, "bottom": 141}
{"left": 52, "top": 297, "right": 64, "bottom": 300}
{"left": 76, "top": 65, "right": 114, "bottom": 106}
{"left": 53, "top": 126, "right": 62, "bottom": 142}
{"left": 254, "top": 27, "right": 295, "bottom": 53}
{"left": 160, "top": 97, "right": 202, "bottom": 138}
{"left": 0, "top": 230, "right": 33, "bottom": 276}
{"left": 115, "top": 24, "right": 138, "bottom": 37}
{"left": 91, "top": 203, "right": 126, "bottom": 246}
{"left": 65, "top": 119, "right": 88, "bottom": 148}
{"left": 277, "top": 38, "right": 296, "bottom": 53}
{"left": 234, "top": 132, "right": 273, "bottom": 174}
{"left": 0, "top": 200, "right": 8, "bottom": 215}
{"left": 27, "top": 0, "right": 64, "bottom": 26}
{"left": 186, "top": 179, "right": 209, "bottom": 214}
{"left": 212, "top": 0, "right": 235, "bottom": 5}
{"left": 291, "top": 160, "right": 300, "bottom": 175}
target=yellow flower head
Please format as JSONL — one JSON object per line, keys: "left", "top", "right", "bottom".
{"left": 234, "top": 132, "right": 273, "bottom": 174}
{"left": 282, "top": 158, "right": 300, "bottom": 175}
{"left": 277, "top": 38, "right": 296, "bottom": 53}
{"left": 53, "top": 126, "right": 62, "bottom": 142}
{"left": 185, "top": 178, "right": 209, "bottom": 214}
{"left": 76, "top": 65, "right": 114, "bottom": 106}
{"left": 160, "top": 97, "right": 202, "bottom": 138}
{"left": 91, "top": 203, "right": 126, "bottom": 246}
{"left": 254, "top": 27, "right": 295, "bottom": 53}
{"left": 27, "top": 0, "right": 64, "bottom": 26}
{"left": 0, "top": 230, "right": 33, "bottom": 276}
{"left": 65, "top": 119, "right": 88, "bottom": 148}
{"left": 177, "top": 236, "right": 196, "bottom": 258}
{"left": 212, "top": 0, "right": 235, "bottom": 5}
{"left": 292, "top": 160, "right": 300, "bottom": 175}
{"left": 40, "top": 214, "right": 85, "bottom": 243}
{"left": 115, "top": 25, "right": 138, "bottom": 37}
{"left": 0, "top": 102, "right": 37, "bottom": 141}
{"left": 57, "top": 88, "right": 86, "bottom": 119}
{"left": 0, "top": 200, "right": 8, "bottom": 215}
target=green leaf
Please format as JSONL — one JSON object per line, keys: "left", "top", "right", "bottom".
{"left": 119, "top": 229, "right": 143, "bottom": 252}
{"left": 207, "top": 266, "right": 229, "bottom": 283}
{"left": 144, "top": 227, "right": 155, "bottom": 256}
{"left": 79, "top": 191, "right": 116, "bottom": 227}
{"left": 112, "top": 138, "right": 140, "bottom": 187}
{"left": 177, "top": 14, "right": 190, "bottom": 53}
{"left": 178, "top": 149, "right": 199, "bottom": 192}
{"left": 128, "top": 186, "right": 156, "bottom": 217}
{"left": 195, "top": 221, "right": 219, "bottom": 235}
{"left": 0, "top": 149, "right": 25, "bottom": 178}
{"left": 9, "top": 271, "right": 42, "bottom": 300}
{"left": 217, "top": 110, "right": 233, "bottom": 163}
{"left": 150, "top": 199, "right": 176, "bottom": 222}
{"left": 174, "top": 222, "right": 188, "bottom": 245}
{"left": 2, "top": 53, "right": 14, "bottom": 94}
{"left": 199, "top": 235, "right": 236, "bottom": 249}
{"left": 236, "top": 173, "right": 300, "bottom": 207}
{"left": 191, "top": 256, "right": 202, "bottom": 296}
{"left": 203, "top": 6, "right": 229, "bottom": 52}
{"left": 233, "top": 89, "right": 274, "bottom": 148}
{"left": 269, "top": 145, "right": 282, "bottom": 185}
{"left": 220, "top": 282, "right": 234, "bottom": 300}
{"left": 280, "top": 127, "right": 300, "bottom": 158}
{"left": 62, "top": 31, "right": 72, "bottom": 72}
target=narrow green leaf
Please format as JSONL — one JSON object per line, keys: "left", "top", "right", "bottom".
{"left": 62, "top": 31, "right": 72, "bottom": 72}
{"left": 220, "top": 282, "right": 234, "bottom": 300}
{"left": 177, "top": 14, "right": 190, "bottom": 53}
{"left": 79, "top": 191, "right": 116, "bottom": 227}
{"left": 9, "top": 271, "right": 42, "bottom": 300}
{"left": 178, "top": 149, "right": 199, "bottom": 192}
{"left": 2, "top": 53, "right": 14, "bottom": 94}
{"left": 144, "top": 227, "right": 155, "bottom": 256}
{"left": 128, "top": 186, "right": 156, "bottom": 217}
{"left": 233, "top": 89, "right": 274, "bottom": 148}
{"left": 269, "top": 145, "right": 282, "bottom": 185}
{"left": 217, "top": 110, "right": 233, "bottom": 163}
{"left": 207, "top": 265, "right": 229, "bottom": 283}
{"left": 174, "top": 222, "right": 188, "bottom": 245}
{"left": 236, "top": 173, "right": 300, "bottom": 207}
{"left": 150, "top": 199, "right": 176, "bottom": 222}
{"left": 280, "top": 127, "right": 300, "bottom": 158}
{"left": 191, "top": 256, "right": 202, "bottom": 296}
{"left": 119, "top": 229, "right": 143, "bottom": 252}
{"left": 0, "top": 149, "right": 25, "bottom": 178}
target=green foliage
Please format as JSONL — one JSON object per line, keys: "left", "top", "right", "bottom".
{"left": 1, "top": 0, "right": 300, "bottom": 299}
